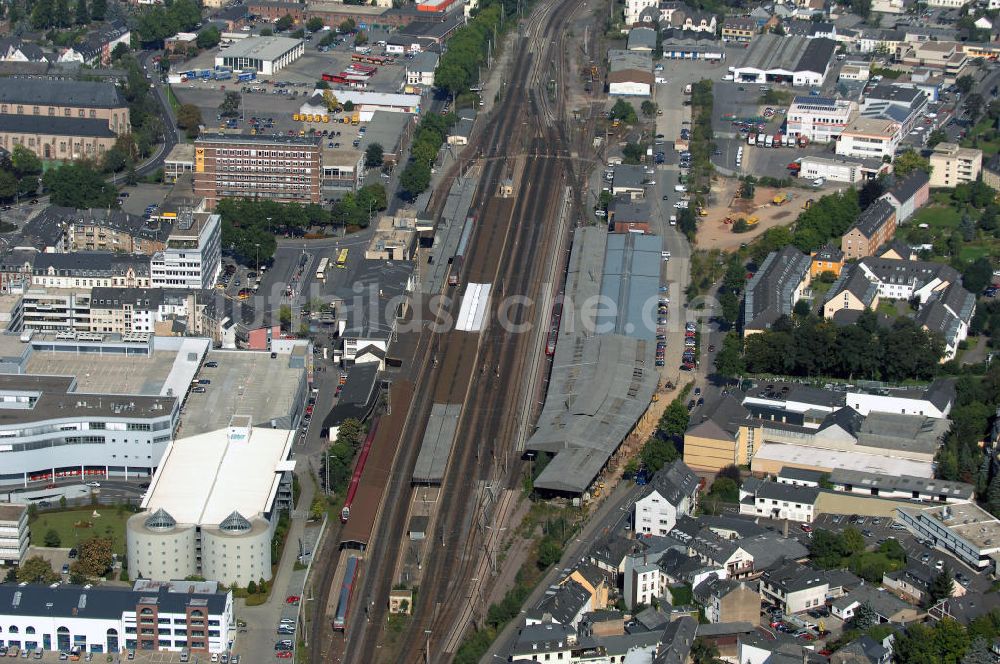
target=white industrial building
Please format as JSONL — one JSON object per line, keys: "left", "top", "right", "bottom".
{"left": 785, "top": 96, "right": 857, "bottom": 143}
{"left": 214, "top": 35, "right": 303, "bottom": 75}
{"left": 798, "top": 155, "right": 890, "bottom": 184}
{"left": 150, "top": 210, "right": 221, "bottom": 291}
{"left": 127, "top": 417, "right": 295, "bottom": 587}
{"left": 897, "top": 502, "right": 1000, "bottom": 572}
{"left": 300, "top": 90, "right": 421, "bottom": 120}
{"left": 730, "top": 35, "right": 837, "bottom": 87}
{"left": 0, "top": 581, "right": 233, "bottom": 655}
{"left": 608, "top": 49, "right": 654, "bottom": 96}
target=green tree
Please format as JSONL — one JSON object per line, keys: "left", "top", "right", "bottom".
{"left": 894, "top": 150, "right": 932, "bottom": 177}
{"left": 956, "top": 74, "right": 975, "bottom": 96}
{"left": 247, "top": 579, "right": 258, "bottom": 594}
{"left": 640, "top": 100, "right": 658, "bottom": 117}
{"left": 963, "top": 257, "right": 993, "bottom": 294}
{"left": 930, "top": 569, "right": 955, "bottom": 605}
{"left": 74, "top": 0, "right": 88, "bottom": 25}
{"left": 536, "top": 537, "right": 562, "bottom": 569}
{"left": 400, "top": 161, "right": 431, "bottom": 200}
{"left": 691, "top": 638, "right": 720, "bottom": 664}
{"left": 101, "top": 147, "right": 128, "bottom": 174}
{"left": 708, "top": 477, "right": 738, "bottom": 502}
{"left": 622, "top": 142, "right": 646, "bottom": 164}
{"left": 365, "top": 142, "right": 384, "bottom": 169}
{"left": 11, "top": 144, "right": 42, "bottom": 180}
{"left": 219, "top": 91, "right": 241, "bottom": 118}
{"left": 72, "top": 537, "right": 114, "bottom": 578}
{"left": 309, "top": 495, "right": 326, "bottom": 520}
{"left": 354, "top": 31, "right": 368, "bottom": 46}
{"left": 176, "top": 103, "right": 203, "bottom": 139}
{"left": 43, "top": 163, "right": 118, "bottom": 209}
{"left": 17, "top": 555, "right": 58, "bottom": 583}
{"left": 276, "top": 14, "right": 294, "bottom": 31}
{"left": 714, "top": 332, "right": 744, "bottom": 379}
{"left": 196, "top": 26, "right": 221, "bottom": 49}
{"left": 90, "top": 0, "right": 106, "bottom": 20}
{"left": 43, "top": 528, "right": 61, "bottom": 547}
{"left": 307, "top": 17, "right": 325, "bottom": 32}
{"left": 609, "top": 99, "right": 638, "bottom": 124}
{"left": 927, "top": 128, "right": 948, "bottom": 148}
{"left": 0, "top": 170, "right": 18, "bottom": 201}
{"left": 339, "top": 18, "right": 356, "bottom": 33}
{"left": 851, "top": 602, "right": 878, "bottom": 630}
{"left": 279, "top": 305, "right": 292, "bottom": 328}
{"left": 659, "top": 398, "right": 690, "bottom": 439}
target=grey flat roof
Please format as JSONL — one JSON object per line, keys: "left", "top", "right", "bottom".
{"left": 179, "top": 349, "right": 304, "bottom": 435}
{"left": 412, "top": 403, "right": 461, "bottom": 484}
{"left": 0, "top": 78, "right": 125, "bottom": 108}
{"left": 25, "top": 349, "right": 176, "bottom": 396}
{"left": 219, "top": 35, "right": 302, "bottom": 61}
{"left": 0, "top": 114, "right": 116, "bottom": 138}
{"left": 830, "top": 468, "right": 972, "bottom": 498}
{"left": 0, "top": 583, "right": 227, "bottom": 621}
{"left": 858, "top": 411, "right": 949, "bottom": 455}
{"left": 359, "top": 110, "right": 413, "bottom": 155}
{"left": 0, "top": 374, "right": 175, "bottom": 424}
{"left": 597, "top": 233, "right": 661, "bottom": 342}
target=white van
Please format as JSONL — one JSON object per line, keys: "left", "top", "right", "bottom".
{"left": 669, "top": 215, "right": 677, "bottom": 225}
{"left": 674, "top": 185, "right": 687, "bottom": 192}
{"left": 812, "top": 177, "right": 825, "bottom": 187}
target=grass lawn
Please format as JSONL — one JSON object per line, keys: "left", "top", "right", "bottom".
{"left": 911, "top": 204, "right": 962, "bottom": 233}
{"left": 31, "top": 508, "right": 130, "bottom": 555}
{"left": 959, "top": 242, "right": 999, "bottom": 262}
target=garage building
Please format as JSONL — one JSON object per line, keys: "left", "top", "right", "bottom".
{"left": 730, "top": 34, "right": 836, "bottom": 87}
{"left": 608, "top": 49, "right": 654, "bottom": 96}
{"left": 214, "top": 35, "right": 303, "bottom": 75}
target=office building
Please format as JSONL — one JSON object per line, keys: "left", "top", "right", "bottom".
{"left": 150, "top": 210, "right": 222, "bottom": 291}
{"left": 0, "top": 503, "right": 28, "bottom": 567}
{"left": 0, "top": 582, "right": 233, "bottom": 655}
{"left": 193, "top": 134, "right": 322, "bottom": 208}
{"left": 127, "top": 418, "right": 295, "bottom": 586}
{"left": 786, "top": 96, "right": 857, "bottom": 143}
{"left": 0, "top": 79, "right": 130, "bottom": 161}
{"left": 836, "top": 117, "right": 902, "bottom": 160}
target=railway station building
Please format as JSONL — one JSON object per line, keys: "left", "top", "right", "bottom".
{"left": 127, "top": 417, "right": 296, "bottom": 586}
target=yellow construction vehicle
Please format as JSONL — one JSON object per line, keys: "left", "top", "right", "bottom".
{"left": 773, "top": 192, "right": 789, "bottom": 205}
{"left": 746, "top": 216, "right": 760, "bottom": 226}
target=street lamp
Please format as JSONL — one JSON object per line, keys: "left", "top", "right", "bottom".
{"left": 254, "top": 243, "right": 260, "bottom": 275}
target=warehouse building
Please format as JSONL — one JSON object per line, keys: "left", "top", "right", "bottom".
{"left": 127, "top": 417, "right": 295, "bottom": 586}
{"left": 730, "top": 35, "right": 836, "bottom": 87}
{"left": 608, "top": 49, "right": 654, "bottom": 96}
{"left": 213, "top": 35, "right": 303, "bottom": 75}
{"left": 797, "top": 155, "right": 890, "bottom": 184}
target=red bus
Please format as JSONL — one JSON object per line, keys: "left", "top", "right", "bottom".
{"left": 351, "top": 53, "right": 393, "bottom": 65}
{"left": 321, "top": 73, "right": 347, "bottom": 83}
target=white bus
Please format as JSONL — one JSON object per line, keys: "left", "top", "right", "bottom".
{"left": 316, "top": 257, "right": 330, "bottom": 281}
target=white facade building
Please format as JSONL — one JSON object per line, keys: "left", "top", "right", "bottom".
{"left": 150, "top": 211, "right": 221, "bottom": 291}
{"left": 896, "top": 502, "right": 1000, "bottom": 571}
{"left": 836, "top": 117, "right": 902, "bottom": 160}
{"left": 0, "top": 582, "right": 233, "bottom": 655}
{"left": 786, "top": 96, "right": 857, "bottom": 143}
{"left": 0, "top": 374, "right": 179, "bottom": 487}
{"left": 127, "top": 419, "right": 295, "bottom": 586}
{"left": 738, "top": 479, "right": 818, "bottom": 523}
{"left": 214, "top": 36, "right": 304, "bottom": 76}
{"left": 633, "top": 460, "right": 699, "bottom": 536}
{"left": 0, "top": 503, "right": 28, "bottom": 567}
{"left": 624, "top": 0, "right": 657, "bottom": 24}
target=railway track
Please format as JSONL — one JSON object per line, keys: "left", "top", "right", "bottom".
{"left": 327, "top": 0, "right": 593, "bottom": 659}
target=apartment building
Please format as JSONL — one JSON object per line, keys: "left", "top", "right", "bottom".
{"left": 786, "top": 96, "right": 857, "bottom": 143}
{"left": 0, "top": 79, "right": 130, "bottom": 161}
{"left": 836, "top": 117, "right": 902, "bottom": 160}
{"left": 30, "top": 253, "right": 151, "bottom": 290}
{"left": 929, "top": 143, "right": 982, "bottom": 188}
{"left": 760, "top": 561, "right": 859, "bottom": 614}
{"left": 738, "top": 478, "right": 819, "bottom": 523}
{"left": 742, "top": 246, "right": 812, "bottom": 335}
{"left": 722, "top": 17, "right": 757, "bottom": 42}
{"left": 63, "top": 208, "right": 170, "bottom": 254}
{"left": 841, "top": 199, "right": 897, "bottom": 260}
{"left": 150, "top": 210, "right": 222, "bottom": 291}
{"left": 193, "top": 133, "right": 322, "bottom": 208}
{"left": 0, "top": 504, "right": 28, "bottom": 567}
{"left": 0, "top": 582, "right": 233, "bottom": 655}
{"left": 878, "top": 171, "right": 930, "bottom": 223}
{"left": 0, "top": 374, "right": 178, "bottom": 487}
{"left": 632, "top": 460, "right": 700, "bottom": 536}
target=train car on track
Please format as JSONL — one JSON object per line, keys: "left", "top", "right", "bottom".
{"left": 448, "top": 216, "right": 476, "bottom": 287}
{"left": 332, "top": 555, "right": 361, "bottom": 631}
{"left": 545, "top": 301, "right": 563, "bottom": 356}
{"left": 340, "top": 419, "right": 379, "bottom": 523}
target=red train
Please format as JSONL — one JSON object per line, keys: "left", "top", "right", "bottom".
{"left": 340, "top": 419, "right": 379, "bottom": 523}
